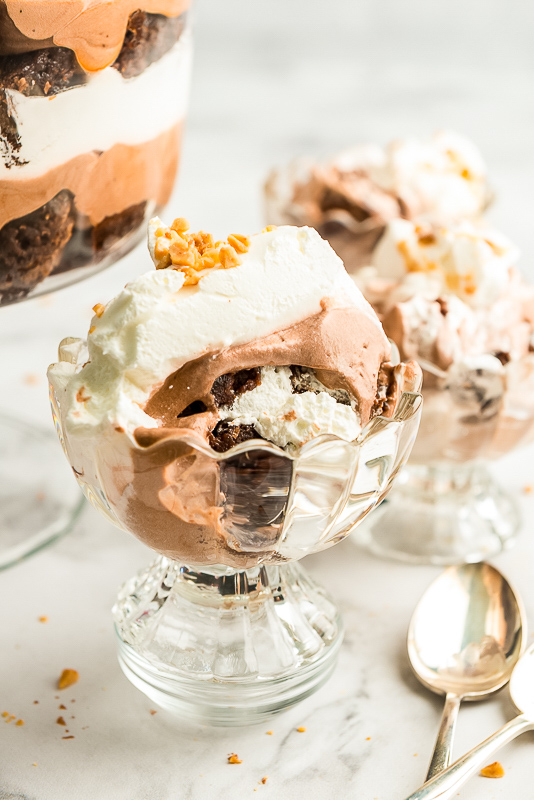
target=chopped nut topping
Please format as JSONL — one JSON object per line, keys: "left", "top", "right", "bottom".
{"left": 88, "top": 326, "right": 95, "bottom": 335}
{"left": 227, "top": 753, "right": 242, "bottom": 764}
{"left": 56, "top": 716, "right": 66, "bottom": 726}
{"left": 92, "top": 303, "right": 105, "bottom": 318}
{"left": 58, "top": 669, "right": 79, "bottom": 690}
{"left": 480, "top": 761, "right": 505, "bottom": 779}
{"left": 261, "top": 777, "right": 268, "bottom": 784}
{"left": 152, "top": 218, "right": 251, "bottom": 284}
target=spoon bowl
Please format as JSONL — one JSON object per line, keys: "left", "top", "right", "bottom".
{"left": 408, "top": 563, "right": 525, "bottom": 778}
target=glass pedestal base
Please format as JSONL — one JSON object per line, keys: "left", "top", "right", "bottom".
{"left": 113, "top": 557, "right": 343, "bottom": 726}
{"left": 353, "top": 462, "right": 520, "bottom": 565}
{"left": 0, "top": 415, "right": 84, "bottom": 569}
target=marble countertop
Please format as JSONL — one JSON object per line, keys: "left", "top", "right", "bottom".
{"left": 2, "top": 1, "right": 534, "bottom": 797}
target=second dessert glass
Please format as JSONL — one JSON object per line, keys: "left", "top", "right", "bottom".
{"left": 50, "top": 363, "right": 422, "bottom": 725}
{"left": 354, "top": 355, "right": 534, "bottom": 565}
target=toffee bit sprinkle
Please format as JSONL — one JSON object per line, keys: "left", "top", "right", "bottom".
{"left": 62, "top": 735, "right": 75, "bottom": 740}
{"left": 296, "top": 726, "right": 306, "bottom": 733}
{"left": 261, "top": 777, "right": 268, "bottom": 784}
{"left": 58, "top": 669, "right": 79, "bottom": 690}
{"left": 15, "top": 719, "right": 24, "bottom": 726}
{"left": 266, "top": 730, "right": 273, "bottom": 736}
{"left": 92, "top": 303, "right": 105, "bottom": 318}
{"left": 480, "top": 761, "right": 505, "bottom": 779}
{"left": 227, "top": 753, "right": 242, "bottom": 764}
{"left": 56, "top": 716, "right": 66, "bottom": 726}
{"left": 152, "top": 218, "right": 250, "bottom": 284}
{"left": 38, "top": 616, "right": 48, "bottom": 623}
{"left": 149, "top": 710, "right": 157, "bottom": 715}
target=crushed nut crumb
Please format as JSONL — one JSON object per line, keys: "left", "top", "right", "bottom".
{"left": 58, "top": 669, "right": 79, "bottom": 690}
{"left": 92, "top": 303, "right": 105, "bottom": 318}
{"left": 261, "top": 777, "right": 268, "bottom": 784}
{"left": 56, "top": 716, "right": 66, "bottom": 726}
{"left": 152, "top": 218, "right": 250, "bottom": 284}
{"left": 58, "top": 704, "right": 66, "bottom": 710}
{"left": 227, "top": 753, "right": 242, "bottom": 764}
{"left": 62, "top": 735, "right": 75, "bottom": 740}
{"left": 480, "top": 761, "right": 505, "bottom": 779}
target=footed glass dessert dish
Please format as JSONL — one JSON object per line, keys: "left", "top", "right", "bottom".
{"left": 51, "top": 377, "right": 421, "bottom": 724}
{"left": 354, "top": 355, "right": 534, "bottom": 565}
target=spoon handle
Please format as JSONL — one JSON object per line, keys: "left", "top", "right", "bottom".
{"left": 403, "top": 713, "right": 532, "bottom": 800}
{"left": 426, "top": 692, "right": 461, "bottom": 780}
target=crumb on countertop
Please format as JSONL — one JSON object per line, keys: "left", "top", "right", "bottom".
{"left": 58, "top": 669, "right": 79, "bottom": 690}
{"left": 38, "top": 616, "right": 48, "bottom": 623}
{"left": 297, "top": 726, "right": 306, "bottom": 733}
{"left": 480, "top": 761, "right": 505, "bottom": 778}
{"left": 227, "top": 753, "right": 242, "bottom": 764}
{"left": 266, "top": 730, "right": 273, "bottom": 735}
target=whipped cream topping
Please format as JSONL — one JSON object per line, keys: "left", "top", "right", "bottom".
{"left": 219, "top": 366, "right": 361, "bottom": 450}
{"left": 1, "top": 31, "right": 192, "bottom": 180}
{"left": 369, "top": 218, "right": 519, "bottom": 309}
{"left": 48, "top": 224, "right": 381, "bottom": 439}
{"left": 335, "top": 130, "right": 488, "bottom": 220}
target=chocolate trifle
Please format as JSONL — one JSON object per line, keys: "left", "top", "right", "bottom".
{"left": 265, "top": 131, "right": 490, "bottom": 272}
{"left": 357, "top": 217, "right": 534, "bottom": 463}
{"left": 0, "top": 0, "right": 191, "bottom": 305}
{"left": 48, "top": 218, "right": 420, "bottom": 566}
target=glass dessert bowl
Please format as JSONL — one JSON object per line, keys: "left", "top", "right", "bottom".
{"left": 351, "top": 217, "right": 534, "bottom": 564}
{"left": 0, "top": 0, "right": 192, "bottom": 306}
{"left": 48, "top": 218, "right": 422, "bottom": 724}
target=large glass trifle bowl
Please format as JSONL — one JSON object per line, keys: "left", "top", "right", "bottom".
{"left": 47, "top": 219, "right": 421, "bottom": 724}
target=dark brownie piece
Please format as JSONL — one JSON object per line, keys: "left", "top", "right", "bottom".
{"left": 209, "top": 421, "right": 264, "bottom": 454}
{"left": 0, "top": 46, "right": 86, "bottom": 96}
{"left": 0, "top": 191, "right": 75, "bottom": 304}
{"left": 92, "top": 201, "right": 147, "bottom": 253}
{"left": 211, "top": 368, "right": 262, "bottom": 408}
{"left": 113, "top": 10, "right": 187, "bottom": 79}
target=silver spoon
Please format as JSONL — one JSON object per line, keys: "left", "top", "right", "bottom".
{"left": 408, "top": 563, "right": 525, "bottom": 780}
{"left": 404, "top": 642, "right": 534, "bottom": 799}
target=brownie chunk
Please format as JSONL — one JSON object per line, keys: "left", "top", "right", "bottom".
{"left": 92, "top": 201, "right": 147, "bottom": 254}
{"left": 113, "top": 11, "right": 187, "bottom": 79}
{"left": 0, "top": 191, "right": 75, "bottom": 304}
{"left": 211, "top": 368, "right": 262, "bottom": 408}
{"left": 209, "top": 421, "right": 264, "bottom": 454}
{"left": 0, "top": 47, "right": 86, "bottom": 96}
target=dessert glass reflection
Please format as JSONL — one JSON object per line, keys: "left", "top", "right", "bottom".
{"left": 352, "top": 217, "right": 534, "bottom": 564}
{"left": 48, "top": 219, "right": 422, "bottom": 724}
{"left": 265, "top": 131, "right": 490, "bottom": 273}
{"left": 0, "top": 0, "right": 192, "bottom": 305}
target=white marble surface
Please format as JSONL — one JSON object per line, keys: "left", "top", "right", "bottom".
{"left": 2, "top": 0, "right": 534, "bottom": 797}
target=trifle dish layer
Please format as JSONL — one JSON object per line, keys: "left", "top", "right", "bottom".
{"left": 0, "top": 0, "right": 192, "bottom": 305}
